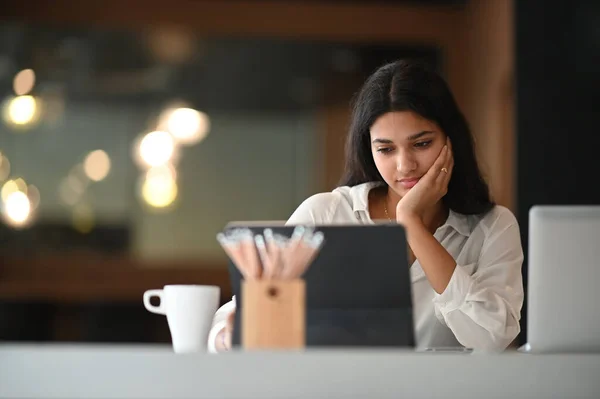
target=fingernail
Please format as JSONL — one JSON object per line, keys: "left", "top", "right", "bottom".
{"left": 292, "top": 226, "right": 305, "bottom": 239}
{"left": 310, "top": 232, "right": 325, "bottom": 248}
{"left": 254, "top": 235, "right": 266, "bottom": 248}
{"left": 264, "top": 228, "right": 274, "bottom": 240}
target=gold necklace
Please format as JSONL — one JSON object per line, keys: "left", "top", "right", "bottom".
{"left": 383, "top": 201, "right": 393, "bottom": 222}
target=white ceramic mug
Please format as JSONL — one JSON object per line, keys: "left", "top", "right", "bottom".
{"left": 143, "top": 285, "right": 220, "bottom": 353}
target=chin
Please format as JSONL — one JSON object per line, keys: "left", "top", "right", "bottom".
{"left": 388, "top": 183, "right": 409, "bottom": 198}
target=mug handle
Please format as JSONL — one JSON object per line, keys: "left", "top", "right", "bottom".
{"left": 143, "top": 289, "right": 165, "bottom": 315}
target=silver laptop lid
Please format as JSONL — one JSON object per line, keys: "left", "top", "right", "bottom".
{"left": 527, "top": 205, "right": 600, "bottom": 353}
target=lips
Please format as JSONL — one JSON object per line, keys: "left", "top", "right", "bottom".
{"left": 396, "top": 177, "right": 420, "bottom": 189}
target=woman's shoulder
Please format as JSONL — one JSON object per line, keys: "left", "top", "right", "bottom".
{"left": 299, "top": 190, "right": 344, "bottom": 211}
{"left": 453, "top": 206, "right": 522, "bottom": 261}
{"left": 481, "top": 205, "right": 518, "bottom": 227}
{"left": 286, "top": 191, "right": 343, "bottom": 225}
{"left": 471, "top": 205, "right": 520, "bottom": 239}
{"left": 286, "top": 182, "right": 376, "bottom": 225}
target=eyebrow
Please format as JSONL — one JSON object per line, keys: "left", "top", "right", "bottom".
{"left": 371, "top": 131, "right": 435, "bottom": 144}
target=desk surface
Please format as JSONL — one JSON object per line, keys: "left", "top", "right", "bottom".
{"left": 1, "top": 344, "right": 599, "bottom": 399}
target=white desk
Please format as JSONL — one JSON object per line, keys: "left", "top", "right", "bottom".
{"left": 1, "top": 344, "right": 599, "bottom": 399}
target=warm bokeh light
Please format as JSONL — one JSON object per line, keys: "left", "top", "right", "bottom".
{"left": 68, "top": 164, "right": 90, "bottom": 192}
{"left": 72, "top": 203, "right": 95, "bottom": 234}
{"left": 59, "top": 166, "right": 89, "bottom": 206}
{"left": 138, "top": 130, "right": 176, "bottom": 167}
{"left": 161, "top": 107, "right": 210, "bottom": 146}
{"left": 13, "top": 177, "right": 28, "bottom": 194}
{"left": 3, "top": 95, "right": 39, "bottom": 126}
{"left": 27, "top": 184, "right": 40, "bottom": 210}
{"left": 84, "top": 150, "right": 111, "bottom": 182}
{"left": 147, "top": 163, "right": 177, "bottom": 181}
{"left": 0, "top": 153, "right": 10, "bottom": 181}
{"left": 2, "top": 190, "right": 31, "bottom": 227}
{"left": 1, "top": 178, "right": 36, "bottom": 225}
{"left": 1, "top": 180, "right": 19, "bottom": 202}
{"left": 140, "top": 166, "right": 178, "bottom": 208}
{"left": 58, "top": 179, "right": 80, "bottom": 206}
{"left": 13, "top": 69, "right": 36, "bottom": 96}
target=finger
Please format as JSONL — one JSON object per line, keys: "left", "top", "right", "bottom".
{"left": 437, "top": 143, "right": 449, "bottom": 167}
{"left": 442, "top": 138, "right": 453, "bottom": 171}
{"left": 438, "top": 154, "right": 454, "bottom": 186}
{"left": 436, "top": 166, "right": 448, "bottom": 184}
{"left": 447, "top": 155, "right": 454, "bottom": 178}
{"left": 428, "top": 145, "right": 448, "bottom": 182}
{"left": 438, "top": 140, "right": 453, "bottom": 180}
{"left": 426, "top": 145, "right": 448, "bottom": 179}
{"left": 442, "top": 146, "right": 452, "bottom": 170}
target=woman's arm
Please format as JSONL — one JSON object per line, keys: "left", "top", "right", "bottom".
{"left": 433, "top": 215, "right": 523, "bottom": 350}
{"left": 394, "top": 140, "right": 455, "bottom": 294}
{"left": 427, "top": 211, "right": 524, "bottom": 350}
{"left": 403, "top": 216, "right": 457, "bottom": 294}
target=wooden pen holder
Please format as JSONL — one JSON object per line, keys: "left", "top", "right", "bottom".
{"left": 241, "top": 279, "right": 305, "bottom": 350}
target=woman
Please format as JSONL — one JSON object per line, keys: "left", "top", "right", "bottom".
{"left": 208, "top": 59, "right": 524, "bottom": 352}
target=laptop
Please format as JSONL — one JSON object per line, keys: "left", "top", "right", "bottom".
{"left": 224, "top": 223, "right": 415, "bottom": 348}
{"left": 522, "top": 205, "right": 600, "bottom": 353}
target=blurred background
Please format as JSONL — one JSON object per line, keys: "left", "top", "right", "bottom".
{"left": 0, "top": 0, "right": 598, "bottom": 345}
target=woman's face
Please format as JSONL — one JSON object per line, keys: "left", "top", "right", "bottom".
{"left": 370, "top": 111, "right": 446, "bottom": 198}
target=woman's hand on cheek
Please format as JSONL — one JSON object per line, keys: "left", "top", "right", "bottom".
{"left": 395, "top": 138, "right": 454, "bottom": 225}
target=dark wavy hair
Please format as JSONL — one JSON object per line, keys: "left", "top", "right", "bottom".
{"left": 339, "top": 59, "right": 494, "bottom": 215}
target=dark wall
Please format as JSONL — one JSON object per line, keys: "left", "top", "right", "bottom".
{"left": 515, "top": 0, "right": 600, "bottom": 343}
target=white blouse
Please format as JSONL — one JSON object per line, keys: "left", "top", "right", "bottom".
{"left": 209, "top": 182, "right": 524, "bottom": 352}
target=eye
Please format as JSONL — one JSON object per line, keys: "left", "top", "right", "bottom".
{"left": 414, "top": 140, "right": 432, "bottom": 148}
{"left": 376, "top": 147, "right": 393, "bottom": 154}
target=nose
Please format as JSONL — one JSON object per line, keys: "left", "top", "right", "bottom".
{"left": 396, "top": 148, "right": 417, "bottom": 174}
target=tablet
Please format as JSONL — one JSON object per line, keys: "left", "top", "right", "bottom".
{"left": 225, "top": 223, "right": 415, "bottom": 348}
